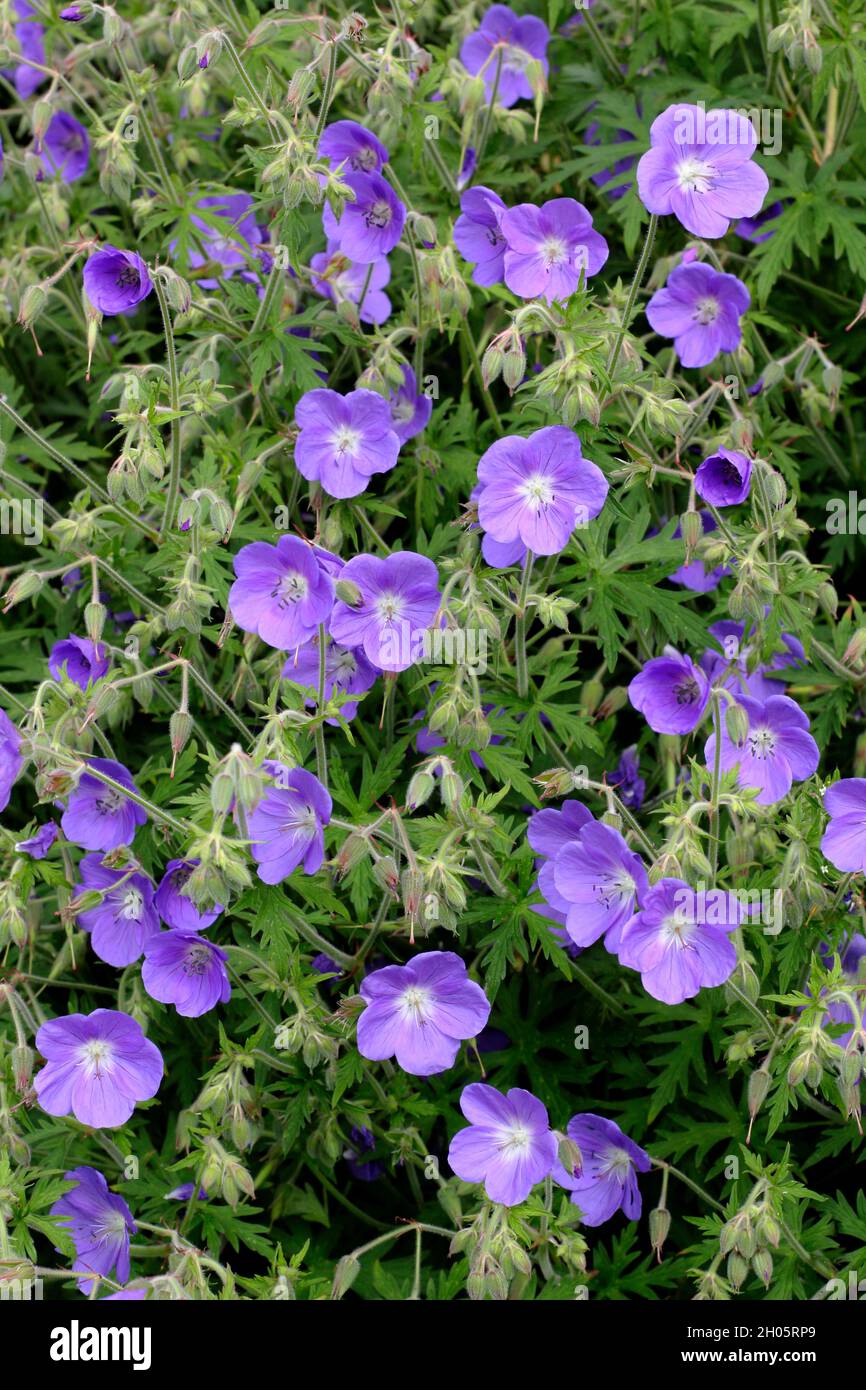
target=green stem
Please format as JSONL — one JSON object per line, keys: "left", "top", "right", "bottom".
{"left": 514, "top": 552, "right": 535, "bottom": 699}
{"left": 153, "top": 275, "right": 182, "bottom": 537}
{"left": 607, "top": 213, "right": 658, "bottom": 377}
{"left": 460, "top": 319, "right": 502, "bottom": 431}
{"left": 315, "top": 624, "right": 328, "bottom": 786}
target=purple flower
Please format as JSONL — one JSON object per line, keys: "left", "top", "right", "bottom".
{"left": 142, "top": 930, "right": 231, "bottom": 1017}
{"left": 50, "top": 1167, "right": 135, "bottom": 1293}
{"left": 247, "top": 763, "right": 332, "bottom": 885}
{"left": 668, "top": 510, "right": 730, "bottom": 592}
{"left": 475, "top": 426, "right": 607, "bottom": 557}
{"left": 619, "top": 879, "right": 740, "bottom": 1004}
{"left": 448, "top": 1082, "right": 557, "bottom": 1205}
{"left": 636, "top": 103, "right": 769, "bottom": 238}
{"left": 705, "top": 694, "right": 819, "bottom": 806}
{"left": 34, "top": 1008, "right": 164, "bottom": 1128}
{"left": 323, "top": 172, "right": 406, "bottom": 263}
{"left": 586, "top": 120, "right": 637, "bottom": 201}
{"left": 388, "top": 365, "right": 431, "bottom": 444}
{"left": 608, "top": 746, "right": 645, "bottom": 810}
{"left": 459, "top": 5, "right": 550, "bottom": 109}
{"left": 180, "top": 193, "right": 264, "bottom": 287}
{"left": 37, "top": 111, "right": 90, "bottom": 183}
{"left": 545, "top": 821, "right": 649, "bottom": 952}
{"left": 500, "top": 199, "right": 609, "bottom": 303}
{"left": 735, "top": 201, "right": 786, "bottom": 243}
{"left": 821, "top": 781, "right": 866, "bottom": 873}
{"left": 229, "top": 535, "right": 335, "bottom": 651}
{"left": 15, "top": 821, "right": 58, "bottom": 858}
{"left": 457, "top": 147, "right": 477, "bottom": 190}
{"left": 527, "top": 799, "right": 594, "bottom": 860}
{"left": 83, "top": 246, "right": 152, "bottom": 316}
{"left": 155, "top": 858, "right": 222, "bottom": 931}
{"left": 60, "top": 757, "right": 147, "bottom": 851}
{"left": 453, "top": 186, "right": 508, "bottom": 287}
{"left": 48, "top": 635, "right": 110, "bottom": 690}
{"left": 166, "top": 1183, "right": 208, "bottom": 1201}
{"left": 310, "top": 243, "right": 391, "bottom": 326}
{"left": 282, "top": 636, "right": 378, "bottom": 722}
{"left": 646, "top": 262, "right": 749, "bottom": 369}
{"left": 329, "top": 551, "right": 440, "bottom": 673}
{"left": 357, "top": 951, "right": 491, "bottom": 1075}
{"left": 60, "top": 4, "right": 85, "bottom": 18}
{"left": 318, "top": 120, "right": 389, "bottom": 173}
{"left": 699, "top": 618, "right": 804, "bottom": 701}
{"left": 8, "top": 0, "right": 46, "bottom": 99}
{"left": 0, "top": 708, "right": 23, "bottom": 813}
{"left": 554, "top": 1115, "right": 650, "bottom": 1225}
{"left": 294, "top": 387, "right": 400, "bottom": 499}
{"left": 76, "top": 854, "right": 160, "bottom": 967}
{"left": 344, "top": 1125, "right": 384, "bottom": 1182}
{"left": 628, "top": 648, "right": 711, "bottom": 735}
{"left": 694, "top": 448, "right": 752, "bottom": 507}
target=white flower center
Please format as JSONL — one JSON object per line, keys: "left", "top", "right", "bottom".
{"left": 332, "top": 426, "right": 361, "bottom": 456}
{"left": 747, "top": 728, "right": 776, "bottom": 759}
{"left": 401, "top": 985, "right": 432, "bottom": 1021}
{"left": 676, "top": 156, "right": 716, "bottom": 193}
{"left": 522, "top": 473, "right": 554, "bottom": 508}
{"left": 497, "top": 1121, "right": 533, "bottom": 1155}
{"left": 600, "top": 1145, "right": 633, "bottom": 1181}
{"left": 593, "top": 869, "right": 635, "bottom": 910}
{"left": 694, "top": 296, "right": 720, "bottom": 325}
{"left": 80, "top": 1039, "right": 114, "bottom": 1075}
{"left": 377, "top": 593, "right": 403, "bottom": 622}
{"left": 541, "top": 236, "right": 568, "bottom": 267}
{"left": 275, "top": 572, "right": 309, "bottom": 607}
{"left": 662, "top": 910, "right": 697, "bottom": 947}
{"left": 121, "top": 888, "right": 143, "bottom": 921}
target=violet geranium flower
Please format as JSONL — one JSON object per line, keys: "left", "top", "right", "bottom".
{"left": 180, "top": 193, "right": 265, "bottom": 287}
{"left": 668, "top": 511, "right": 731, "bottom": 592}
{"left": 388, "top": 365, "right": 432, "bottom": 444}
{"left": 310, "top": 243, "right": 392, "bottom": 327}
{"left": 246, "top": 763, "right": 332, "bottom": 885}
{"left": 645, "top": 262, "right": 749, "bottom": 369}
{"left": 704, "top": 694, "right": 819, "bottom": 806}
{"left": 618, "top": 879, "right": 741, "bottom": 1004}
{"left": 15, "top": 822, "right": 58, "bottom": 859}
{"left": 37, "top": 111, "right": 90, "bottom": 182}
{"left": 699, "top": 618, "right": 805, "bottom": 702}
{"left": 155, "top": 858, "right": 223, "bottom": 931}
{"left": 459, "top": 5, "right": 550, "bottom": 109}
{"left": 547, "top": 821, "right": 649, "bottom": 953}
{"left": 475, "top": 426, "right": 608, "bottom": 557}
{"left": 228, "top": 535, "right": 336, "bottom": 651}
{"left": 8, "top": 0, "right": 46, "bottom": 99}
{"left": 554, "top": 1115, "right": 650, "bottom": 1226}
{"left": 0, "top": 708, "right": 23, "bottom": 813}
{"left": 357, "top": 951, "right": 491, "bottom": 1075}
{"left": 328, "top": 551, "right": 440, "bottom": 673}
{"left": 76, "top": 854, "right": 160, "bottom": 967}
{"left": 318, "top": 119, "right": 389, "bottom": 173}
{"left": 48, "top": 635, "right": 110, "bottom": 690}
{"left": 821, "top": 780, "right": 866, "bottom": 873}
{"left": 83, "top": 246, "right": 153, "bottom": 316}
{"left": 500, "top": 198, "right": 609, "bottom": 303}
{"left": 628, "top": 648, "right": 711, "bottom": 735}
{"left": 636, "top": 104, "right": 769, "bottom": 238}
{"left": 453, "top": 186, "right": 508, "bottom": 288}
{"left": 34, "top": 1008, "right": 164, "bottom": 1128}
{"left": 694, "top": 448, "right": 752, "bottom": 507}
{"left": 448, "top": 1082, "right": 558, "bottom": 1206}
{"left": 282, "top": 637, "right": 378, "bottom": 723}
{"left": 294, "top": 387, "right": 401, "bottom": 499}
{"left": 50, "top": 1167, "right": 136, "bottom": 1293}
{"left": 323, "top": 171, "right": 406, "bottom": 263}
{"left": 735, "top": 201, "right": 786, "bottom": 243}
{"left": 142, "top": 930, "right": 231, "bottom": 1017}
{"left": 608, "top": 746, "right": 646, "bottom": 810}
{"left": 60, "top": 757, "right": 147, "bottom": 852}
